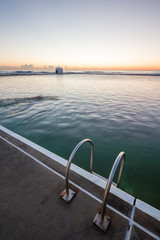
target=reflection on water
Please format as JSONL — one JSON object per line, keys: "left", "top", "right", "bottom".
{"left": 0, "top": 74, "right": 160, "bottom": 209}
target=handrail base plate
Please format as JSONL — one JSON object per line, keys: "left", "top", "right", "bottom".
{"left": 93, "top": 211, "right": 110, "bottom": 232}
{"left": 60, "top": 189, "right": 76, "bottom": 203}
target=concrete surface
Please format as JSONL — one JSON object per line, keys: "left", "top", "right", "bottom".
{"left": 0, "top": 127, "right": 159, "bottom": 240}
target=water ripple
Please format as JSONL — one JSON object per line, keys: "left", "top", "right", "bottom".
{"left": 0, "top": 74, "right": 160, "bottom": 209}
{"left": 0, "top": 96, "right": 58, "bottom": 107}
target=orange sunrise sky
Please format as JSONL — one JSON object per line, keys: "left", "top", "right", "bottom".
{"left": 0, "top": 0, "right": 160, "bottom": 71}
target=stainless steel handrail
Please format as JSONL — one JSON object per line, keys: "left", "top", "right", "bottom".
{"left": 60, "top": 139, "right": 94, "bottom": 202}
{"left": 93, "top": 151, "right": 125, "bottom": 231}
{"left": 100, "top": 151, "right": 125, "bottom": 220}
{"left": 65, "top": 138, "right": 94, "bottom": 195}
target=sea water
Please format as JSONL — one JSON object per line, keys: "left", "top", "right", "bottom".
{"left": 0, "top": 72, "right": 160, "bottom": 209}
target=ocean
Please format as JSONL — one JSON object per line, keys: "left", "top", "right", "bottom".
{"left": 0, "top": 71, "right": 160, "bottom": 209}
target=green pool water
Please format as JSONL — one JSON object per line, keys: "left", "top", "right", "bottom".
{"left": 0, "top": 73, "right": 160, "bottom": 209}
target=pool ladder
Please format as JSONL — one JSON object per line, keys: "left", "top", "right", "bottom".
{"left": 60, "top": 139, "right": 125, "bottom": 232}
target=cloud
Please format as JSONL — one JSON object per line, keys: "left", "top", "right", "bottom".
{"left": 43, "top": 65, "right": 55, "bottom": 70}
{"left": 0, "top": 64, "right": 56, "bottom": 71}
{"left": 20, "top": 64, "right": 34, "bottom": 70}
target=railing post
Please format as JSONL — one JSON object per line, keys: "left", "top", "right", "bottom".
{"left": 93, "top": 152, "right": 125, "bottom": 232}
{"left": 60, "top": 139, "right": 94, "bottom": 203}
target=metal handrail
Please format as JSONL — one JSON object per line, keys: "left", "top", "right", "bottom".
{"left": 93, "top": 151, "right": 125, "bottom": 231}
{"left": 65, "top": 139, "right": 94, "bottom": 195}
{"left": 100, "top": 151, "right": 125, "bottom": 220}
{"left": 60, "top": 139, "right": 94, "bottom": 202}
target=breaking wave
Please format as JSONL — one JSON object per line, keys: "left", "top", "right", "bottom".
{"left": 65, "top": 70, "right": 160, "bottom": 76}
{"left": 0, "top": 70, "right": 160, "bottom": 76}
{"left": 0, "top": 71, "right": 55, "bottom": 76}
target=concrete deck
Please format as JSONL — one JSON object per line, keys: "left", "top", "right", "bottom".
{"left": 0, "top": 126, "right": 160, "bottom": 240}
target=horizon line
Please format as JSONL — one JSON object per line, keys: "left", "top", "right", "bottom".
{"left": 0, "top": 64, "right": 160, "bottom": 71}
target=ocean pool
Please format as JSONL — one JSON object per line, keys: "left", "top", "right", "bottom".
{"left": 0, "top": 72, "right": 160, "bottom": 209}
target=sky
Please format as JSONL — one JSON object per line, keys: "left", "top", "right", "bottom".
{"left": 0, "top": 0, "right": 160, "bottom": 70}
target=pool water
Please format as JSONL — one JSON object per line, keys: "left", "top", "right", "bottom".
{"left": 0, "top": 73, "right": 160, "bottom": 209}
